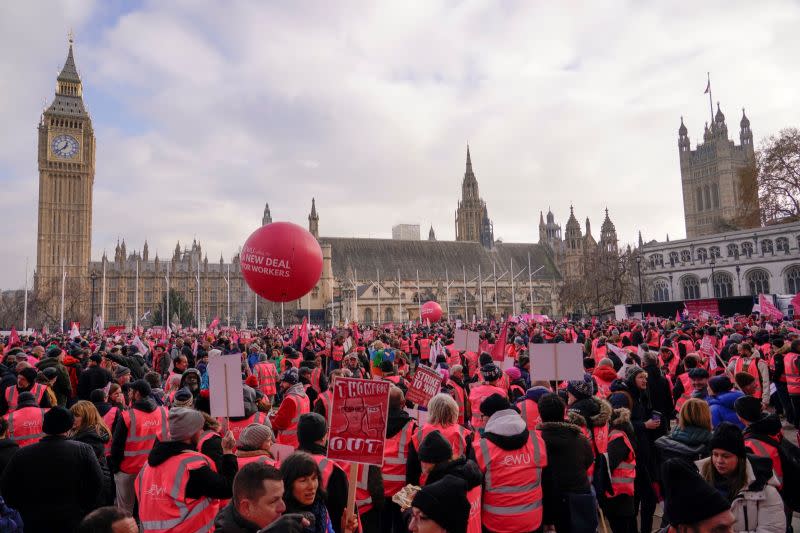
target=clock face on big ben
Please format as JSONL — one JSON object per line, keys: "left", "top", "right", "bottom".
{"left": 51, "top": 134, "right": 79, "bottom": 159}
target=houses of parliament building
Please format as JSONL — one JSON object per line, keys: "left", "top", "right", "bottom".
{"left": 35, "top": 40, "right": 640, "bottom": 329}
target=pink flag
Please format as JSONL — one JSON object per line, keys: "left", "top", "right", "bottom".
{"left": 758, "top": 294, "right": 784, "bottom": 321}
{"left": 292, "top": 325, "right": 299, "bottom": 344}
{"left": 491, "top": 321, "right": 509, "bottom": 362}
{"left": 9, "top": 327, "right": 20, "bottom": 347}
{"left": 352, "top": 322, "right": 361, "bottom": 344}
{"left": 300, "top": 317, "right": 309, "bottom": 350}
{"left": 207, "top": 317, "right": 220, "bottom": 332}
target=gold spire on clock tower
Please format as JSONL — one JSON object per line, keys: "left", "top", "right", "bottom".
{"left": 35, "top": 35, "right": 95, "bottom": 316}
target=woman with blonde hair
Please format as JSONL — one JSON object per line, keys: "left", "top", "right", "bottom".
{"left": 409, "top": 394, "right": 472, "bottom": 484}
{"left": 655, "top": 397, "right": 712, "bottom": 462}
{"left": 69, "top": 400, "right": 115, "bottom": 506}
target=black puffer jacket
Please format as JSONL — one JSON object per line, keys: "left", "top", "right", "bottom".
{"left": 213, "top": 501, "right": 261, "bottom": 533}
{"left": 71, "top": 427, "right": 115, "bottom": 506}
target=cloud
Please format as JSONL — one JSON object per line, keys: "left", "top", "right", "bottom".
{"left": 1, "top": 0, "right": 800, "bottom": 289}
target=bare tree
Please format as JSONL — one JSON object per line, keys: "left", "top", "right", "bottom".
{"left": 757, "top": 128, "right": 800, "bottom": 224}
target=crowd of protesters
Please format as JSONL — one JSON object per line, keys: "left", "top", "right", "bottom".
{"left": 0, "top": 311, "right": 798, "bottom": 532}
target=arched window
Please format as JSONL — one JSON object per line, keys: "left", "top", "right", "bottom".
{"left": 761, "top": 239, "right": 774, "bottom": 255}
{"left": 704, "top": 186, "right": 712, "bottom": 210}
{"left": 652, "top": 279, "right": 670, "bottom": 302}
{"left": 741, "top": 242, "right": 754, "bottom": 257}
{"left": 786, "top": 266, "right": 800, "bottom": 294}
{"left": 384, "top": 307, "right": 394, "bottom": 323}
{"left": 709, "top": 246, "right": 721, "bottom": 259}
{"left": 712, "top": 272, "right": 734, "bottom": 298}
{"left": 776, "top": 237, "right": 790, "bottom": 253}
{"left": 680, "top": 250, "right": 691, "bottom": 263}
{"left": 681, "top": 275, "right": 700, "bottom": 300}
{"left": 669, "top": 251, "right": 679, "bottom": 266}
{"left": 712, "top": 183, "right": 720, "bottom": 208}
{"left": 696, "top": 188, "right": 703, "bottom": 212}
{"left": 747, "top": 270, "right": 770, "bottom": 296}
{"left": 649, "top": 254, "right": 664, "bottom": 269}
{"left": 363, "top": 308, "right": 373, "bottom": 324}
{"left": 697, "top": 248, "right": 708, "bottom": 262}
{"left": 727, "top": 243, "right": 739, "bottom": 257}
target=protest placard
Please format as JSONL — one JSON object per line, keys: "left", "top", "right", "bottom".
{"left": 207, "top": 353, "right": 245, "bottom": 418}
{"left": 327, "top": 377, "right": 391, "bottom": 466}
{"left": 453, "top": 329, "right": 468, "bottom": 351}
{"left": 530, "top": 343, "right": 584, "bottom": 381}
{"left": 405, "top": 365, "right": 443, "bottom": 407}
{"left": 466, "top": 331, "right": 481, "bottom": 352}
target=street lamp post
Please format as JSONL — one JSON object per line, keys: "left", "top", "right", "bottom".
{"left": 90, "top": 272, "right": 98, "bottom": 331}
{"left": 735, "top": 265, "right": 741, "bottom": 296}
{"left": 668, "top": 273, "right": 673, "bottom": 301}
{"left": 636, "top": 255, "right": 643, "bottom": 316}
{"left": 710, "top": 256, "right": 716, "bottom": 298}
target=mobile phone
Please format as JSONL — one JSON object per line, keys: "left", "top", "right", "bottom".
{"left": 651, "top": 410, "right": 662, "bottom": 421}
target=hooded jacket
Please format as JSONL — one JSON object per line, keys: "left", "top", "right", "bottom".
{"left": 538, "top": 418, "right": 593, "bottom": 525}
{"left": 695, "top": 455, "right": 785, "bottom": 533}
{"left": 655, "top": 425, "right": 710, "bottom": 462}
{"left": 35, "top": 357, "right": 71, "bottom": 405}
{"left": 483, "top": 408, "right": 530, "bottom": 451}
{"left": 146, "top": 440, "right": 238, "bottom": 500}
{"left": 743, "top": 413, "right": 782, "bottom": 442}
{"left": 70, "top": 427, "right": 115, "bottom": 507}
{"left": 603, "top": 408, "right": 637, "bottom": 517}
{"left": 708, "top": 390, "right": 745, "bottom": 429}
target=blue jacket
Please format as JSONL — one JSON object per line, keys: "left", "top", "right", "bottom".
{"left": 709, "top": 390, "right": 745, "bottom": 429}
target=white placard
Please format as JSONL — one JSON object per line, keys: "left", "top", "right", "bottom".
{"left": 453, "top": 330, "right": 469, "bottom": 351}
{"left": 466, "top": 331, "right": 481, "bottom": 352}
{"left": 530, "top": 343, "right": 584, "bottom": 381}
{"left": 208, "top": 354, "right": 245, "bottom": 418}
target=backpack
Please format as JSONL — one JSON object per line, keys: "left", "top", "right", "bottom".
{"left": 750, "top": 434, "right": 800, "bottom": 512}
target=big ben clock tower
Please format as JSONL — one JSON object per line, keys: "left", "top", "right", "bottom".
{"left": 35, "top": 36, "right": 95, "bottom": 305}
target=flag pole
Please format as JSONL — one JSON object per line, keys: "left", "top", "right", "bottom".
{"left": 60, "top": 259, "right": 66, "bottom": 333}
{"left": 23, "top": 257, "right": 28, "bottom": 332}
{"left": 478, "top": 264, "right": 484, "bottom": 321}
{"left": 462, "top": 265, "right": 467, "bottom": 320}
{"left": 707, "top": 72, "right": 713, "bottom": 125}
{"left": 377, "top": 268, "right": 381, "bottom": 325}
{"left": 102, "top": 259, "right": 106, "bottom": 329}
{"left": 444, "top": 268, "right": 449, "bottom": 320}
{"left": 528, "top": 252, "right": 534, "bottom": 312}
{"left": 417, "top": 269, "right": 422, "bottom": 320}
{"left": 164, "top": 263, "right": 170, "bottom": 330}
{"left": 510, "top": 258, "right": 515, "bottom": 317}
{"left": 196, "top": 259, "right": 201, "bottom": 330}
{"left": 226, "top": 264, "right": 231, "bottom": 328}
{"left": 135, "top": 259, "right": 139, "bottom": 330}
{"left": 397, "top": 269, "right": 402, "bottom": 324}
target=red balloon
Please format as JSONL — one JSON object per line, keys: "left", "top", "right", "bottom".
{"left": 240, "top": 222, "right": 323, "bottom": 302}
{"left": 420, "top": 301, "right": 443, "bottom": 322}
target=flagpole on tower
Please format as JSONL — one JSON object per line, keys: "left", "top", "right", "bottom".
{"left": 706, "top": 72, "right": 713, "bottom": 125}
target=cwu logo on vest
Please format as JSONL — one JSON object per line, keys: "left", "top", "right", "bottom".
{"left": 144, "top": 483, "right": 168, "bottom": 498}
{"left": 502, "top": 452, "right": 531, "bottom": 467}
{"left": 142, "top": 419, "right": 160, "bottom": 428}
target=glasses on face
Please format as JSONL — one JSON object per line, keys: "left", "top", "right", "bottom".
{"left": 342, "top": 406, "right": 364, "bottom": 413}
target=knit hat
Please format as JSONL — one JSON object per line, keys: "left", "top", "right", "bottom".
{"left": 480, "top": 363, "right": 502, "bottom": 382}
{"left": 417, "top": 430, "right": 453, "bottom": 464}
{"left": 281, "top": 367, "right": 299, "bottom": 385}
{"left": 114, "top": 366, "right": 131, "bottom": 379}
{"left": 688, "top": 368, "right": 710, "bottom": 379}
{"left": 172, "top": 388, "right": 194, "bottom": 408}
{"left": 524, "top": 386, "right": 550, "bottom": 403}
{"left": 168, "top": 407, "right": 205, "bottom": 441}
{"left": 238, "top": 423, "right": 273, "bottom": 449}
{"left": 478, "top": 352, "right": 493, "bottom": 366}
{"left": 538, "top": 393, "right": 566, "bottom": 422}
{"left": 297, "top": 413, "right": 328, "bottom": 447}
{"left": 709, "top": 422, "right": 747, "bottom": 458}
{"left": 129, "top": 379, "right": 152, "bottom": 398}
{"left": 734, "top": 395, "right": 763, "bottom": 423}
{"left": 18, "top": 367, "right": 37, "bottom": 385}
{"left": 504, "top": 367, "right": 522, "bottom": 381}
{"left": 43, "top": 406, "right": 74, "bottom": 435}
{"left": 411, "top": 474, "right": 470, "bottom": 533}
{"left": 567, "top": 374, "right": 594, "bottom": 400}
{"left": 479, "top": 393, "right": 511, "bottom": 418}
{"left": 89, "top": 354, "right": 102, "bottom": 364}
{"left": 624, "top": 365, "right": 645, "bottom": 382}
{"left": 662, "top": 459, "right": 731, "bottom": 526}
{"left": 708, "top": 375, "right": 733, "bottom": 394}
{"left": 608, "top": 391, "right": 632, "bottom": 410}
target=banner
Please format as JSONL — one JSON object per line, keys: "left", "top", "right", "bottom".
{"left": 327, "top": 377, "right": 390, "bottom": 466}
{"left": 758, "top": 294, "right": 784, "bottom": 321}
{"left": 684, "top": 299, "right": 720, "bottom": 318}
{"left": 405, "top": 365, "right": 442, "bottom": 407}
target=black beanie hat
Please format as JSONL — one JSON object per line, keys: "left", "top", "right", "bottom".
{"left": 129, "top": 379, "right": 152, "bottom": 398}
{"left": 478, "top": 352, "right": 493, "bottom": 366}
{"left": 538, "top": 393, "right": 566, "bottom": 422}
{"left": 43, "top": 406, "right": 74, "bottom": 435}
{"left": 479, "top": 393, "right": 511, "bottom": 418}
{"left": 708, "top": 375, "right": 733, "bottom": 395}
{"left": 734, "top": 395, "right": 763, "bottom": 423}
{"left": 411, "top": 474, "right": 470, "bottom": 533}
{"left": 417, "top": 430, "right": 453, "bottom": 464}
{"left": 709, "top": 422, "right": 747, "bottom": 458}
{"left": 297, "top": 413, "right": 328, "bottom": 448}
{"left": 662, "top": 459, "right": 731, "bottom": 526}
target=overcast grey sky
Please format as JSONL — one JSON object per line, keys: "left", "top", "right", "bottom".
{"left": 1, "top": 0, "right": 799, "bottom": 289}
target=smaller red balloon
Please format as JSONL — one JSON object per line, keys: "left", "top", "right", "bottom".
{"left": 420, "top": 301, "right": 443, "bottom": 322}
{"left": 240, "top": 222, "right": 323, "bottom": 303}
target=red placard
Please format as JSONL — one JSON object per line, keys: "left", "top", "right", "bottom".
{"left": 405, "top": 365, "right": 442, "bottom": 407}
{"left": 327, "top": 377, "right": 391, "bottom": 466}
